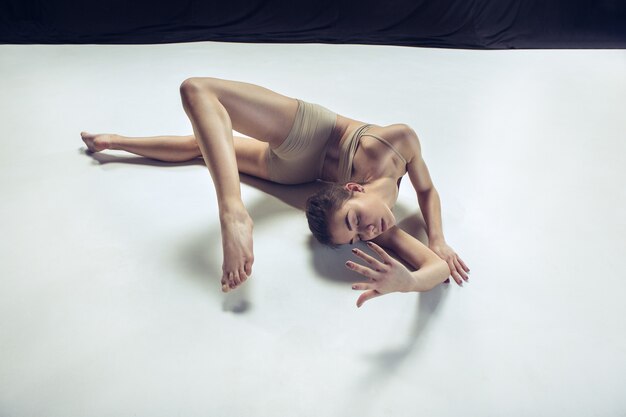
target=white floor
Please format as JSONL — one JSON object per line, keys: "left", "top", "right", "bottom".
{"left": 1, "top": 41, "right": 625, "bottom": 417}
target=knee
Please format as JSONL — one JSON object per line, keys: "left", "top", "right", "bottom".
{"left": 179, "top": 78, "right": 222, "bottom": 111}
{"left": 180, "top": 76, "right": 222, "bottom": 96}
{"left": 179, "top": 77, "right": 204, "bottom": 100}
{"left": 186, "top": 135, "right": 200, "bottom": 151}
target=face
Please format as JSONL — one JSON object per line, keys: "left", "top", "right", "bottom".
{"left": 329, "top": 188, "right": 396, "bottom": 245}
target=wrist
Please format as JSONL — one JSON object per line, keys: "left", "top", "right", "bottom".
{"left": 404, "top": 277, "right": 418, "bottom": 293}
{"left": 219, "top": 201, "right": 249, "bottom": 222}
{"left": 428, "top": 235, "right": 446, "bottom": 246}
{"left": 407, "top": 260, "right": 449, "bottom": 292}
{"left": 404, "top": 273, "right": 423, "bottom": 293}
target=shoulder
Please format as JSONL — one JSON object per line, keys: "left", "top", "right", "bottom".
{"left": 371, "top": 123, "right": 417, "bottom": 140}
{"left": 370, "top": 123, "right": 421, "bottom": 162}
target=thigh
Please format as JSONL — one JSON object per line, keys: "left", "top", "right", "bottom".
{"left": 232, "top": 135, "right": 270, "bottom": 180}
{"left": 190, "top": 77, "right": 300, "bottom": 147}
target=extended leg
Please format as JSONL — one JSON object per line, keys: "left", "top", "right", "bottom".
{"left": 81, "top": 132, "right": 201, "bottom": 162}
{"left": 81, "top": 131, "right": 271, "bottom": 178}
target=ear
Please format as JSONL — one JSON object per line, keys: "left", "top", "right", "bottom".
{"left": 344, "top": 182, "right": 365, "bottom": 193}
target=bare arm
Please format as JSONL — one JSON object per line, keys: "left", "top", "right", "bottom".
{"left": 403, "top": 128, "right": 445, "bottom": 244}
{"left": 373, "top": 226, "right": 449, "bottom": 291}
{"left": 403, "top": 127, "right": 471, "bottom": 284}
{"left": 346, "top": 234, "right": 448, "bottom": 307}
{"left": 345, "top": 227, "right": 449, "bottom": 307}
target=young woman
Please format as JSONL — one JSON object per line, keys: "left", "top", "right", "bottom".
{"left": 81, "top": 77, "right": 470, "bottom": 307}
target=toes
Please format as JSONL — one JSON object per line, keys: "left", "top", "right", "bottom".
{"left": 227, "top": 272, "right": 235, "bottom": 289}
{"left": 239, "top": 268, "right": 248, "bottom": 282}
{"left": 222, "top": 265, "right": 251, "bottom": 292}
{"left": 244, "top": 262, "right": 252, "bottom": 276}
{"left": 232, "top": 271, "right": 241, "bottom": 286}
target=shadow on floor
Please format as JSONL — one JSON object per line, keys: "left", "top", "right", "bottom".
{"left": 176, "top": 190, "right": 296, "bottom": 314}
{"left": 79, "top": 147, "right": 208, "bottom": 167}
{"left": 306, "top": 206, "right": 430, "bottom": 285}
{"left": 175, "top": 173, "right": 329, "bottom": 314}
{"left": 81, "top": 148, "right": 434, "bottom": 313}
{"left": 240, "top": 173, "right": 325, "bottom": 210}
{"left": 241, "top": 174, "right": 432, "bottom": 288}
{"left": 354, "top": 284, "right": 450, "bottom": 397}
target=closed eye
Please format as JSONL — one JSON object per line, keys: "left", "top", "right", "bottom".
{"left": 347, "top": 213, "right": 360, "bottom": 245}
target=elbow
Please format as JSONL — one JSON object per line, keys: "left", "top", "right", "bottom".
{"left": 414, "top": 258, "right": 450, "bottom": 292}
{"left": 434, "top": 258, "right": 450, "bottom": 285}
{"left": 425, "top": 259, "right": 450, "bottom": 291}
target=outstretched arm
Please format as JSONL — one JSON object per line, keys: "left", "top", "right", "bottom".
{"left": 345, "top": 226, "right": 449, "bottom": 307}
{"left": 404, "top": 128, "right": 470, "bottom": 285}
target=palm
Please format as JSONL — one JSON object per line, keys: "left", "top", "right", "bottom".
{"left": 346, "top": 242, "right": 414, "bottom": 307}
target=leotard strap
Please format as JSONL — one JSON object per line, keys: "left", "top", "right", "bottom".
{"left": 337, "top": 124, "right": 407, "bottom": 183}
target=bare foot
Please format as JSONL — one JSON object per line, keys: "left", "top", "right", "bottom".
{"left": 81, "top": 131, "right": 114, "bottom": 152}
{"left": 219, "top": 209, "right": 254, "bottom": 292}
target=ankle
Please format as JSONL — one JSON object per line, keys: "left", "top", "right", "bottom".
{"left": 219, "top": 203, "right": 250, "bottom": 223}
{"left": 107, "top": 134, "right": 122, "bottom": 150}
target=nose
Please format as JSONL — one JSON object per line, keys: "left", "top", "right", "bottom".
{"left": 360, "top": 223, "right": 376, "bottom": 239}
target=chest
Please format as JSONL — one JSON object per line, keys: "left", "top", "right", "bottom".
{"left": 350, "top": 135, "right": 407, "bottom": 182}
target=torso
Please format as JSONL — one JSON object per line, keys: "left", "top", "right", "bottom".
{"left": 321, "top": 115, "right": 410, "bottom": 187}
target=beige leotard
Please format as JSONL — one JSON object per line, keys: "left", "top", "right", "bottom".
{"left": 336, "top": 123, "right": 407, "bottom": 183}
{"left": 266, "top": 99, "right": 406, "bottom": 185}
{"left": 266, "top": 99, "right": 337, "bottom": 184}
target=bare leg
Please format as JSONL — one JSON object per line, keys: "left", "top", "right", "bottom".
{"left": 81, "top": 132, "right": 201, "bottom": 162}
{"left": 178, "top": 77, "right": 299, "bottom": 293}
{"left": 81, "top": 131, "right": 271, "bottom": 178}
{"left": 82, "top": 77, "right": 298, "bottom": 292}
{"left": 181, "top": 87, "right": 252, "bottom": 293}
{"left": 84, "top": 123, "right": 254, "bottom": 291}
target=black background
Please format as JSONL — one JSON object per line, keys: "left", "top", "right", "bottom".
{"left": 1, "top": 0, "right": 625, "bottom": 48}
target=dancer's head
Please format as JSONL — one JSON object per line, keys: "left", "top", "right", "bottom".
{"left": 306, "top": 182, "right": 395, "bottom": 247}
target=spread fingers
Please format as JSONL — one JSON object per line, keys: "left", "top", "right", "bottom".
{"left": 351, "top": 248, "right": 385, "bottom": 270}
{"left": 346, "top": 261, "right": 378, "bottom": 279}
{"left": 352, "top": 282, "right": 375, "bottom": 291}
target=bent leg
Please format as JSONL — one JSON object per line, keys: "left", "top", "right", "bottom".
{"left": 180, "top": 77, "right": 299, "bottom": 147}
{"left": 180, "top": 77, "right": 296, "bottom": 292}
{"left": 180, "top": 87, "right": 251, "bottom": 292}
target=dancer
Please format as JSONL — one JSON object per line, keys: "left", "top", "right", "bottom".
{"left": 81, "top": 77, "right": 470, "bottom": 307}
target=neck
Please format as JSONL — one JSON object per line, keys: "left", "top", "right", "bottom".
{"left": 362, "top": 177, "right": 398, "bottom": 209}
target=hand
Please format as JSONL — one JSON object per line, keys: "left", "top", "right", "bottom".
{"left": 346, "top": 242, "right": 415, "bottom": 308}
{"left": 428, "top": 240, "right": 470, "bottom": 286}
